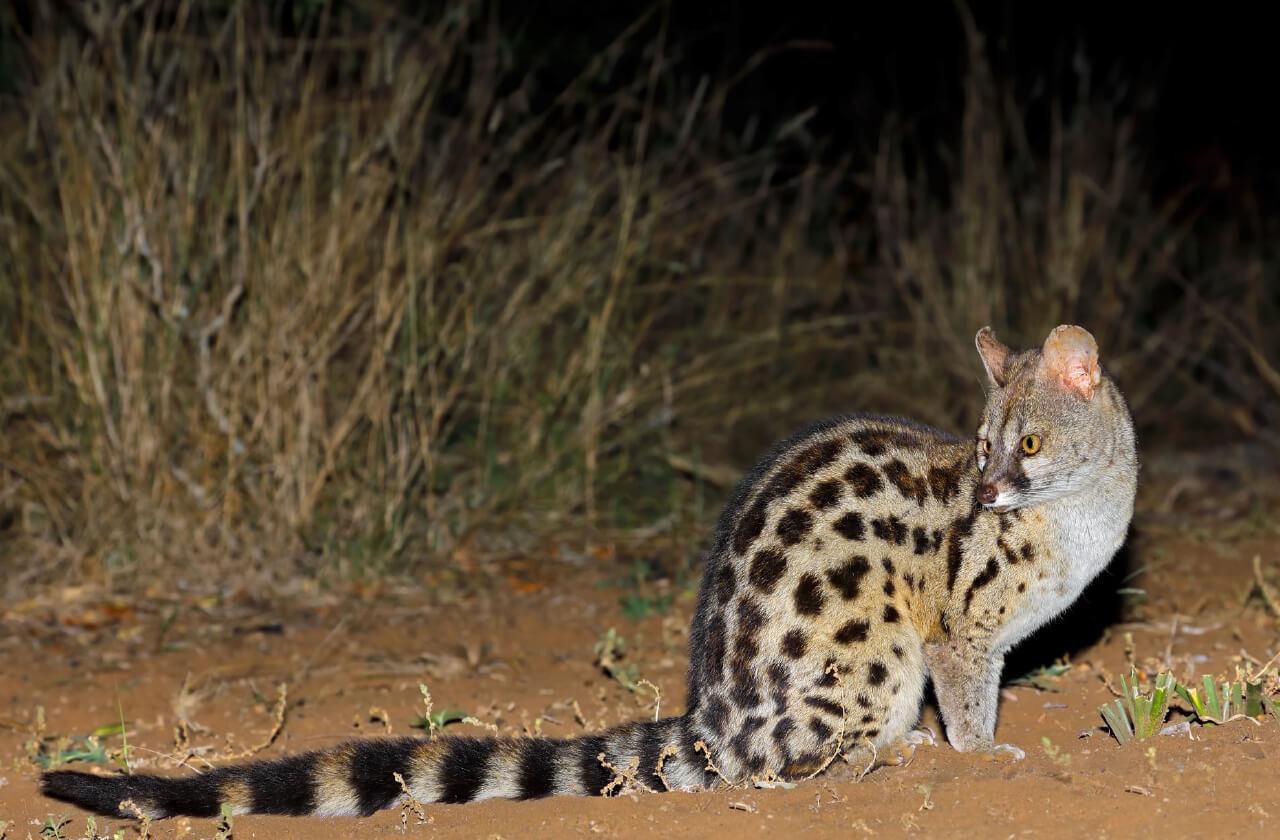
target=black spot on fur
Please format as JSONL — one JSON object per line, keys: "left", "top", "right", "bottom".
{"left": 963, "top": 557, "right": 1002, "bottom": 613}
{"left": 1020, "top": 542, "right": 1036, "bottom": 562}
{"left": 834, "top": 619, "right": 870, "bottom": 644}
{"left": 766, "top": 663, "right": 791, "bottom": 713}
{"left": 883, "top": 459, "right": 928, "bottom": 505}
{"left": 851, "top": 430, "right": 886, "bottom": 457}
{"left": 856, "top": 693, "right": 872, "bottom": 709}
{"left": 772, "top": 717, "right": 796, "bottom": 742}
{"left": 730, "top": 656, "right": 762, "bottom": 708}
{"left": 748, "top": 548, "right": 787, "bottom": 593}
{"left": 883, "top": 604, "right": 900, "bottom": 623}
{"left": 945, "top": 509, "right": 979, "bottom": 591}
{"left": 715, "top": 563, "right": 737, "bottom": 605}
{"left": 883, "top": 577, "right": 895, "bottom": 596}
{"left": 766, "top": 439, "right": 845, "bottom": 502}
{"left": 439, "top": 738, "right": 499, "bottom": 805}
{"left": 734, "top": 596, "right": 763, "bottom": 658}
{"left": 997, "top": 537, "right": 1019, "bottom": 565}
{"left": 777, "top": 508, "right": 814, "bottom": 546}
{"left": 517, "top": 739, "right": 560, "bottom": 800}
{"left": 815, "top": 658, "right": 839, "bottom": 688}
{"left": 809, "top": 717, "right": 834, "bottom": 742}
{"left": 729, "top": 716, "right": 768, "bottom": 771}
{"left": 705, "top": 615, "right": 727, "bottom": 684}
{"left": 912, "top": 526, "right": 930, "bottom": 555}
{"left": 804, "top": 696, "right": 845, "bottom": 717}
{"left": 578, "top": 735, "right": 613, "bottom": 796}
{"left": 781, "top": 628, "right": 808, "bottom": 659}
{"left": 844, "top": 463, "right": 883, "bottom": 498}
{"left": 737, "top": 596, "right": 766, "bottom": 636}
{"left": 931, "top": 529, "right": 944, "bottom": 553}
{"left": 793, "top": 574, "right": 825, "bottom": 616}
{"left": 927, "top": 461, "right": 965, "bottom": 505}
{"left": 864, "top": 728, "right": 880, "bottom": 739}
{"left": 860, "top": 713, "right": 875, "bottom": 724}
{"left": 701, "top": 696, "right": 730, "bottom": 736}
{"left": 766, "top": 662, "right": 790, "bottom": 687}
{"left": 867, "top": 661, "right": 889, "bottom": 687}
{"left": 733, "top": 502, "right": 767, "bottom": 555}
{"left": 851, "top": 428, "right": 920, "bottom": 458}
{"left": 832, "top": 511, "right": 866, "bottom": 541}
{"left": 825, "top": 555, "right": 870, "bottom": 599}
{"left": 891, "top": 644, "right": 905, "bottom": 659}
{"left": 871, "top": 516, "right": 908, "bottom": 545}
{"left": 1017, "top": 582, "right": 1027, "bottom": 593}
{"left": 809, "top": 479, "right": 843, "bottom": 510}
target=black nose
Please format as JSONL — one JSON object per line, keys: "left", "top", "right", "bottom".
{"left": 978, "top": 483, "right": 999, "bottom": 505}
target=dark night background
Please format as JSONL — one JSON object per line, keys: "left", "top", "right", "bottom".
{"left": 508, "top": 0, "right": 1276, "bottom": 218}
{"left": 10, "top": 1, "right": 1274, "bottom": 207}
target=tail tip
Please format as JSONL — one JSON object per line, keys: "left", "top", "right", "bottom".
{"left": 40, "top": 770, "right": 133, "bottom": 817}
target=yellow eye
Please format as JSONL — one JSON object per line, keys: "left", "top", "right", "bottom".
{"left": 979, "top": 439, "right": 991, "bottom": 455}
{"left": 1021, "top": 434, "right": 1042, "bottom": 455}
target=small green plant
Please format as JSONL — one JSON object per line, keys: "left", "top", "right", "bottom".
{"left": 32, "top": 735, "right": 110, "bottom": 769}
{"left": 1102, "top": 668, "right": 1280, "bottom": 744}
{"left": 39, "top": 816, "right": 71, "bottom": 840}
{"left": 603, "top": 559, "right": 676, "bottom": 620}
{"left": 1099, "top": 670, "right": 1175, "bottom": 744}
{"left": 1009, "top": 661, "right": 1072, "bottom": 692}
{"left": 619, "top": 591, "right": 674, "bottom": 621}
{"left": 1039, "top": 736, "right": 1071, "bottom": 769}
{"left": 214, "top": 803, "right": 235, "bottom": 840}
{"left": 1174, "top": 673, "right": 1267, "bottom": 725}
{"left": 410, "top": 684, "right": 469, "bottom": 736}
{"left": 594, "top": 628, "right": 643, "bottom": 692}
{"left": 412, "top": 708, "right": 470, "bottom": 732}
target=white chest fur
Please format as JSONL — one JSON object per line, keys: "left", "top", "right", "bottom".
{"left": 994, "top": 475, "right": 1135, "bottom": 653}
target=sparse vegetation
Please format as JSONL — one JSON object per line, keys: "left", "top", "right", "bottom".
{"left": 1100, "top": 667, "right": 1280, "bottom": 744}
{"left": 1099, "top": 670, "right": 1175, "bottom": 744}
{"left": 1173, "top": 671, "right": 1276, "bottom": 726}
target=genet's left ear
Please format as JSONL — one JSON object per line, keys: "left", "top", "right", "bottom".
{"left": 1039, "top": 325, "right": 1101, "bottom": 399}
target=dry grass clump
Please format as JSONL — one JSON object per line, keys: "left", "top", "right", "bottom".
{"left": 0, "top": 2, "right": 1272, "bottom": 588}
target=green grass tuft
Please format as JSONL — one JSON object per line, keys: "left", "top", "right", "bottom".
{"left": 1099, "top": 670, "right": 1175, "bottom": 745}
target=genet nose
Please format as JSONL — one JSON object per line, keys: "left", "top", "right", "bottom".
{"left": 978, "top": 483, "right": 999, "bottom": 505}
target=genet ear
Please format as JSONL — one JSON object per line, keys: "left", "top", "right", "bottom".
{"left": 1039, "top": 325, "right": 1101, "bottom": 399}
{"left": 974, "top": 326, "right": 1012, "bottom": 387}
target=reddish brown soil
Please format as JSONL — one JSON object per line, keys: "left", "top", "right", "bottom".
{"left": 2, "top": 480, "right": 1278, "bottom": 838}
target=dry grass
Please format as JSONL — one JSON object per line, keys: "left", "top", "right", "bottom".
{"left": 0, "top": 2, "right": 1274, "bottom": 589}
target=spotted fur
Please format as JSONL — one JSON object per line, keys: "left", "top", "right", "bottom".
{"left": 43, "top": 325, "right": 1137, "bottom": 820}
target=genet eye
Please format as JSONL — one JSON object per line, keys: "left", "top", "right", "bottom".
{"left": 979, "top": 439, "right": 991, "bottom": 455}
{"left": 1021, "top": 434, "right": 1042, "bottom": 455}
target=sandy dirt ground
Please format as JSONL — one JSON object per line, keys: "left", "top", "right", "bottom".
{"left": 2, "top": 458, "right": 1279, "bottom": 839}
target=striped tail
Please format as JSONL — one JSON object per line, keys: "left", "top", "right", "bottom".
{"left": 41, "top": 716, "right": 710, "bottom": 819}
